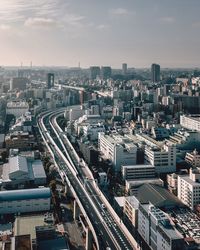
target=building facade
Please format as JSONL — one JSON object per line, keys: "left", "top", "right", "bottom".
{"left": 0, "top": 188, "right": 51, "bottom": 214}
{"left": 121, "top": 164, "right": 155, "bottom": 181}
{"left": 151, "top": 64, "right": 160, "bottom": 83}
{"left": 138, "top": 204, "right": 184, "bottom": 250}
{"left": 178, "top": 168, "right": 200, "bottom": 210}
{"left": 98, "top": 133, "right": 137, "bottom": 172}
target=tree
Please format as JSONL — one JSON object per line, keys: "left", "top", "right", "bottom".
{"left": 49, "top": 180, "right": 56, "bottom": 192}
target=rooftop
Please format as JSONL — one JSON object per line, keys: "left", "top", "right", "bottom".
{"left": 14, "top": 215, "right": 49, "bottom": 240}
{"left": 122, "top": 164, "right": 155, "bottom": 169}
{"left": 137, "top": 183, "right": 184, "bottom": 208}
{"left": 125, "top": 196, "right": 139, "bottom": 209}
{"left": 0, "top": 188, "right": 51, "bottom": 202}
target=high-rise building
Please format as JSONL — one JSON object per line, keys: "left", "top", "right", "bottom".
{"left": 47, "top": 73, "right": 54, "bottom": 89}
{"left": 151, "top": 63, "right": 160, "bottom": 83}
{"left": 101, "top": 66, "right": 112, "bottom": 79}
{"left": 122, "top": 63, "right": 127, "bottom": 75}
{"left": 10, "top": 77, "right": 28, "bottom": 91}
{"left": 89, "top": 66, "right": 100, "bottom": 79}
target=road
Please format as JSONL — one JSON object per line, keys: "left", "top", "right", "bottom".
{"left": 37, "top": 108, "right": 137, "bottom": 250}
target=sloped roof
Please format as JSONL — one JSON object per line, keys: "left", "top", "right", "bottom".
{"left": 137, "top": 183, "right": 184, "bottom": 208}
{"left": 0, "top": 188, "right": 51, "bottom": 202}
{"left": 9, "top": 156, "right": 28, "bottom": 174}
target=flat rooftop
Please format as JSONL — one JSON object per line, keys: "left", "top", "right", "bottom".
{"left": 179, "top": 175, "right": 200, "bottom": 186}
{"left": 14, "top": 215, "right": 49, "bottom": 240}
{"left": 122, "top": 164, "right": 155, "bottom": 169}
{"left": 114, "top": 196, "right": 125, "bottom": 207}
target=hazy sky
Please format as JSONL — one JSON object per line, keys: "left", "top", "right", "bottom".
{"left": 0, "top": 0, "right": 200, "bottom": 68}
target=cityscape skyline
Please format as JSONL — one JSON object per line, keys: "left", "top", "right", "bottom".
{"left": 1, "top": 0, "right": 200, "bottom": 68}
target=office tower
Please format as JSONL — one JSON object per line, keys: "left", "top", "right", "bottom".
{"left": 101, "top": 66, "right": 112, "bottom": 79}
{"left": 90, "top": 66, "right": 100, "bottom": 80}
{"left": 47, "top": 73, "right": 54, "bottom": 89}
{"left": 122, "top": 63, "right": 127, "bottom": 75}
{"left": 151, "top": 63, "right": 160, "bottom": 83}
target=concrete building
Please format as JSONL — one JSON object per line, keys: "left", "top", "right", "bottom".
{"left": 166, "top": 130, "right": 200, "bottom": 151}
{"left": 180, "top": 115, "right": 200, "bottom": 131}
{"left": 122, "top": 63, "right": 127, "bottom": 75}
{"left": 98, "top": 171, "right": 108, "bottom": 186}
{"left": 144, "top": 143, "right": 176, "bottom": 174}
{"left": 185, "top": 149, "right": 200, "bottom": 167}
{"left": 0, "top": 188, "right": 51, "bottom": 214}
{"left": 6, "top": 101, "right": 29, "bottom": 118}
{"left": 151, "top": 63, "right": 160, "bottom": 83}
{"left": 101, "top": 106, "right": 113, "bottom": 119}
{"left": 69, "top": 106, "right": 85, "bottom": 122}
{"left": 121, "top": 164, "right": 155, "bottom": 181}
{"left": 10, "top": 77, "right": 28, "bottom": 91}
{"left": 47, "top": 73, "right": 54, "bottom": 89}
{"left": 1, "top": 155, "right": 46, "bottom": 188}
{"left": 10, "top": 112, "right": 32, "bottom": 133}
{"left": 101, "top": 66, "right": 112, "bottom": 79}
{"left": 90, "top": 66, "right": 100, "bottom": 79}
{"left": 98, "top": 133, "right": 137, "bottom": 172}
{"left": 82, "top": 123, "right": 105, "bottom": 141}
{"left": 124, "top": 196, "right": 139, "bottom": 229}
{"left": 5, "top": 131, "right": 36, "bottom": 150}
{"left": 125, "top": 178, "right": 164, "bottom": 195}
{"left": 167, "top": 173, "right": 178, "bottom": 195}
{"left": 178, "top": 168, "right": 200, "bottom": 210}
{"left": 136, "top": 133, "right": 176, "bottom": 174}
{"left": 138, "top": 204, "right": 184, "bottom": 250}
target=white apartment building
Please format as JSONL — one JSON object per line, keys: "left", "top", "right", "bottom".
{"left": 121, "top": 164, "right": 155, "bottom": 181}
{"left": 167, "top": 173, "right": 178, "bottom": 195}
{"left": 180, "top": 115, "right": 200, "bottom": 132}
{"left": 144, "top": 143, "right": 176, "bottom": 174}
{"left": 6, "top": 101, "right": 29, "bottom": 118}
{"left": 185, "top": 149, "right": 200, "bottom": 168}
{"left": 124, "top": 196, "right": 139, "bottom": 228}
{"left": 98, "top": 133, "right": 137, "bottom": 172}
{"left": 178, "top": 168, "right": 200, "bottom": 210}
{"left": 82, "top": 123, "right": 105, "bottom": 141}
{"left": 0, "top": 188, "right": 51, "bottom": 214}
{"left": 138, "top": 204, "right": 184, "bottom": 250}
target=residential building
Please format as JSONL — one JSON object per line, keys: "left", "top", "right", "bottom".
{"left": 185, "top": 149, "right": 200, "bottom": 167}
{"left": 5, "top": 131, "right": 36, "bottom": 150}
{"left": 167, "top": 173, "right": 178, "bottom": 195}
{"left": 6, "top": 101, "right": 29, "bottom": 118}
{"left": 82, "top": 123, "right": 105, "bottom": 141}
{"left": 98, "top": 133, "right": 137, "bottom": 172}
{"left": 124, "top": 196, "right": 139, "bottom": 229}
{"left": 144, "top": 143, "right": 176, "bottom": 174}
{"left": 178, "top": 168, "right": 200, "bottom": 210}
{"left": 138, "top": 204, "right": 184, "bottom": 250}
{"left": 180, "top": 115, "right": 200, "bottom": 132}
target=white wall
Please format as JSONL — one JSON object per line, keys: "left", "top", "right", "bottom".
{"left": 0, "top": 198, "right": 50, "bottom": 214}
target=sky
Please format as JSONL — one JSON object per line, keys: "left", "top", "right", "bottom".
{"left": 0, "top": 0, "right": 200, "bottom": 68}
